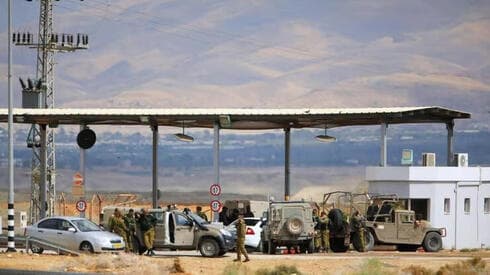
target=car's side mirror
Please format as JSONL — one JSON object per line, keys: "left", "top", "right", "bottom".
{"left": 68, "top": 227, "right": 76, "bottom": 233}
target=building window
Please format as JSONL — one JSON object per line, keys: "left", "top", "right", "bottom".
{"left": 485, "top": 198, "right": 490, "bottom": 214}
{"left": 444, "top": 198, "right": 450, "bottom": 214}
{"left": 464, "top": 198, "right": 470, "bottom": 214}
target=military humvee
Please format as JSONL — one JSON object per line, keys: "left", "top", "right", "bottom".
{"left": 100, "top": 207, "right": 235, "bottom": 257}
{"left": 365, "top": 200, "right": 446, "bottom": 252}
{"left": 323, "top": 192, "right": 445, "bottom": 252}
{"left": 260, "top": 201, "right": 315, "bottom": 254}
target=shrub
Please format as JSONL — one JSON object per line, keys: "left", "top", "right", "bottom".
{"left": 351, "top": 258, "right": 395, "bottom": 275}
{"left": 436, "top": 256, "right": 486, "bottom": 275}
{"left": 402, "top": 265, "right": 434, "bottom": 275}
{"left": 255, "top": 264, "right": 302, "bottom": 275}
{"left": 221, "top": 263, "right": 251, "bottom": 275}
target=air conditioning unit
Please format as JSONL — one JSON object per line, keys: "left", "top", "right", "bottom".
{"left": 454, "top": 153, "right": 468, "bottom": 167}
{"left": 422, "top": 153, "right": 436, "bottom": 167}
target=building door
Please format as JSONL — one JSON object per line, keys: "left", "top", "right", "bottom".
{"left": 456, "top": 185, "right": 479, "bottom": 249}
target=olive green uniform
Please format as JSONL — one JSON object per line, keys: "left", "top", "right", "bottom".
{"left": 197, "top": 211, "right": 208, "bottom": 222}
{"left": 124, "top": 213, "right": 136, "bottom": 252}
{"left": 317, "top": 215, "right": 330, "bottom": 252}
{"left": 109, "top": 215, "right": 129, "bottom": 252}
{"left": 235, "top": 217, "right": 250, "bottom": 262}
{"left": 138, "top": 213, "right": 157, "bottom": 255}
{"left": 351, "top": 215, "right": 365, "bottom": 251}
{"left": 313, "top": 213, "right": 321, "bottom": 251}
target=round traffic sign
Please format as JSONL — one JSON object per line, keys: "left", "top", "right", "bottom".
{"left": 73, "top": 172, "right": 83, "bottom": 185}
{"left": 209, "top": 184, "right": 221, "bottom": 196}
{"left": 76, "top": 200, "right": 87, "bottom": 212}
{"left": 210, "top": 200, "right": 222, "bottom": 212}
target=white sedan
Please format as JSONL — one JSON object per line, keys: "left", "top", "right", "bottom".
{"left": 25, "top": 216, "right": 125, "bottom": 253}
{"left": 226, "top": 217, "right": 264, "bottom": 252}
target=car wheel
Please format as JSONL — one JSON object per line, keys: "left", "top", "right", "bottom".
{"left": 199, "top": 238, "right": 219, "bottom": 257}
{"left": 80, "top": 241, "right": 94, "bottom": 253}
{"left": 30, "top": 243, "right": 44, "bottom": 254}
{"left": 423, "top": 232, "right": 442, "bottom": 252}
{"left": 285, "top": 217, "right": 304, "bottom": 235}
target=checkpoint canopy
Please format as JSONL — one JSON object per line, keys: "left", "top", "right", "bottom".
{"left": 0, "top": 105, "right": 471, "bottom": 214}
{"left": 0, "top": 106, "right": 471, "bottom": 128}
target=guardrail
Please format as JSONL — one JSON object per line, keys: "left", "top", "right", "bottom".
{"left": 25, "top": 236, "right": 80, "bottom": 256}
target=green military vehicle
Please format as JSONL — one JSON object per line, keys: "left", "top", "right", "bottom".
{"left": 101, "top": 207, "right": 235, "bottom": 257}
{"left": 260, "top": 201, "right": 315, "bottom": 254}
{"left": 323, "top": 192, "right": 445, "bottom": 252}
{"left": 364, "top": 199, "right": 446, "bottom": 252}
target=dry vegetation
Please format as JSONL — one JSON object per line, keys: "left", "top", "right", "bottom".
{"left": 1, "top": 252, "right": 490, "bottom": 275}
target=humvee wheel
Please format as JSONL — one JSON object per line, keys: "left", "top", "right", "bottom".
{"left": 364, "top": 231, "right": 375, "bottom": 251}
{"left": 423, "top": 232, "right": 442, "bottom": 252}
{"left": 199, "top": 238, "right": 219, "bottom": 257}
{"left": 330, "top": 238, "right": 349, "bottom": 252}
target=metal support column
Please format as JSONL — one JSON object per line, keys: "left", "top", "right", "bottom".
{"left": 380, "top": 123, "right": 388, "bottom": 167}
{"left": 79, "top": 125, "right": 86, "bottom": 218}
{"left": 6, "top": 0, "right": 16, "bottom": 252}
{"left": 40, "top": 124, "right": 47, "bottom": 219}
{"left": 447, "top": 120, "right": 454, "bottom": 166}
{"left": 151, "top": 124, "right": 159, "bottom": 209}
{"left": 284, "top": 128, "right": 291, "bottom": 201}
{"left": 213, "top": 122, "right": 220, "bottom": 221}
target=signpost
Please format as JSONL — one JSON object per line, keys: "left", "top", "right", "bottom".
{"left": 75, "top": 200, "right": 87, "bottom": 212}
{"left": 210, "top": 200, "right": 222, "bottom": 213}
{"left": 209, "top": 184, "right": 221, "bottom": 196}
{"left": 72, "top": 172, "right": 84, "bottom": 197}
{"left": 209, "top": 183, "right": 222, "bottom": 220}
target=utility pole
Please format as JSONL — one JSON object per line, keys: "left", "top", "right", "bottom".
{"left": 7, "top": 0, "right": 16, "bottom": 253}
{"left": 14, "top": 0, "right": 88, "bottom": 222}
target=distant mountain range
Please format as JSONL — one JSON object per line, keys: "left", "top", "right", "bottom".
{"left": 0, "top": 1, "right": 489, "bottom": 129}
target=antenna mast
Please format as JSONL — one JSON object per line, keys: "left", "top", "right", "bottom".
{"left": 14, "top": 0, "right": 88, "bottom": 222}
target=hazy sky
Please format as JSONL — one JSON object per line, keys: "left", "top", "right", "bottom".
{"left": 1, "top": 1, "right": 489, "bottom": 128}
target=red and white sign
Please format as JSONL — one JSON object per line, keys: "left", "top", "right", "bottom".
{"left": 209, "top": 184, "right": 221, "bottom": 196}
{"left": 73, "top": 172, "right": 84, "bottom": 185}
{"left": 210, "top": 200, "right": 222, "bottom": 212}
{"left": 76, "top": 200, "right": 87, "bottom": 212}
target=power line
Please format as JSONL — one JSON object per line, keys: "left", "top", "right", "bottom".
{"left": 57, "top": 0, "right": 324, "bottom": 59}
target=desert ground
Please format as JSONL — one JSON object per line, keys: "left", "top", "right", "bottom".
{"left": 0, "top": 249, "right": 489, "bottom": 274}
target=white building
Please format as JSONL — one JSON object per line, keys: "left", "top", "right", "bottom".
{"left": 366, "top": 166, "right": 490, "bottom": 249}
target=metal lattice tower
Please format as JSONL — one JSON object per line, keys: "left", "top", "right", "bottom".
{"left": 14, "top": 0, "right": 88, "bottom": 223}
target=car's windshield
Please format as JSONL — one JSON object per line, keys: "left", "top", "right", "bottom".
{"left": 72, "top": 219, "right": 102, "bottom": 232}
{"left": 189, "top": 213, "right": 208, "bottom": 224}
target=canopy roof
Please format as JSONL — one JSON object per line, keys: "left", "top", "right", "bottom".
{"left": 0, "top": 106, "right": 470, "bottom": 129}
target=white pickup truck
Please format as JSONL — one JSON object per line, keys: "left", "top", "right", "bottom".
{"left": 101, "top": 207, "right": 235, "bottom": 257}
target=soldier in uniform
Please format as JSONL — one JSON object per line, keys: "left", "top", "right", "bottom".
{"left": 138, "top": 208, "right": 157, "bottom": 256}
{"left": 318, "top": 211, "right": 330, "bottom": 252}
{"left": 234, "top": 213, "right": 250, "bottom": 262}
{"left": 312, "top": 209, "right": 321, "bottom": 252}
{"left": 108, "top": 208, "right": 130, "bottom": 252}
{"left": 351, "top": 210, "right": 366, "bottom": 252}
{"left": 196, "top": 206, "right": 208, "bottom": 222}
{"left": 124, "top": 208, "right": 136, "bottom": 252}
